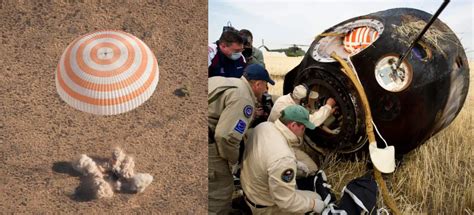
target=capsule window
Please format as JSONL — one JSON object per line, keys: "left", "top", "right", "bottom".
{"left": 343, "top": 27, "right": 379, "bottom": 54}
{"left": 311, "top": 19, "right": 384, "bottom": 63}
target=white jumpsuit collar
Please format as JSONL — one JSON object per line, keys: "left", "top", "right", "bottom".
{"left": 274, "top": 119, "right": 300, "bottom": 147}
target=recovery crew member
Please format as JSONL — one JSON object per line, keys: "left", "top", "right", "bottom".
{"left": 208, "top": 64, "right": 275, "bottom": 214}
{"left": 241, "top": 105, "right": 327, "bottom": 214}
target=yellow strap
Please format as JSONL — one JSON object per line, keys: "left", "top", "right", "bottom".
{"left": 330, "top": 53, "right": 375, "bottom": 143}
{"left": 318, "top": 32, "right": 346, "bottom": 37}
{"left": 330, "top": 52, "right": 401, "bottom": 215}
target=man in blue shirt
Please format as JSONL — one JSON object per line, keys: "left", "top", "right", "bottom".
{"left": 208, "top": 30, "right": 247, "bottom": 78}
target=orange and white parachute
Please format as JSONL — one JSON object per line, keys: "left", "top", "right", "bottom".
{"left": 343, "top": 27, "right": 379, "bottom": 54}
{"left": 56, "top": 30, "right": 159, "bottom": 115}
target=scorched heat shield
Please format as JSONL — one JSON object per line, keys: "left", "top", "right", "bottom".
{"left": 284, "top": 8, "right": 470, "bottom": 155}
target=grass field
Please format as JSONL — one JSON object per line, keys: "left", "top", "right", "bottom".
{"left": 264, "top": 52, "right": 303, "bottom": 96}
{"left": 264, "top": 51, "right": 473, "bottom": 213}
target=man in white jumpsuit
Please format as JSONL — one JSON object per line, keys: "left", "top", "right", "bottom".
{"left": 267, "top": 85, "right": 307, "bottom": 123}
{"left": 268, "top": 85, "right": 336, "bottom": 128}
{"left": 241, "top": 105, "right": 327, "bottom": 214}
{"left": 208, "top": 64, "right": 275, "bottom": 214}
{"left": 267, "top": 85, "right": 336, "bottom": 177}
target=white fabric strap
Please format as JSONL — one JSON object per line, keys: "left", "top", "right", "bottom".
{"left": 323, "top": 193, "right": 331, "bottom": 205}
{"left": 315, "top": 170, "right": 333, "bottom": 204}
{"left": 377, "top": 207, "right": 390, "bottom": 215}
{"left": 321, "top": 203, "right": 348, "bottom": 215}
{"left": 372, "top": 120, "right": 389, "bottom": 147}
{"left": 342, "top": 186, "right": 369, "bottom": 212}
{"left": 322, "top": 182, "right": 333, "bottom": 204}
{"left": 319, "top": 170, "right": 328, "bottom": 181}
{"left": 313, "top": 174, "right": 318, "bottom": 192}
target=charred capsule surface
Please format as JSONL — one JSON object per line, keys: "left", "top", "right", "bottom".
{"left": 285, "top": 8, "right": 470, "bottom": 154}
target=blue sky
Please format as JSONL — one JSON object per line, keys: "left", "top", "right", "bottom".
{"left": 209, "top": 0, "right": 474, "bottom": 59}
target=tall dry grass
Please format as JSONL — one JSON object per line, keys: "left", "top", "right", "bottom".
{"left": 265, "top": 53, "right": 474, "bottom": 213}
{"left": 386, "top": 62, "right": 473, "bottom": 213}
{"left": 263, "top": 51, "right": 303, "bottom": 96}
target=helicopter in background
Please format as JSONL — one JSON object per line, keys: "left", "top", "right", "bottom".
{"left": 258, "top": 39, "right": 307, "bottom": 57}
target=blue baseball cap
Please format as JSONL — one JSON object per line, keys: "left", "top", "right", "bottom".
{"left": 244, "top": 64, "right": 275, "bottom": 85}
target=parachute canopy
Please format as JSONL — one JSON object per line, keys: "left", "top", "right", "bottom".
{"left": 56, "top": 30, "right": 160, "bottom": 115}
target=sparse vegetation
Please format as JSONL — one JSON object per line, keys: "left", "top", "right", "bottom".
{"left": 265, "top": 52, "right": 473, "bottom": 213}
{"left": 264, "top": 51, "right": 303, "bottom": 96}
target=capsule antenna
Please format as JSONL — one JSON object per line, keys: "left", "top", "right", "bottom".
{"left": 393, "top": 0, "right": 450, "bottom": 71}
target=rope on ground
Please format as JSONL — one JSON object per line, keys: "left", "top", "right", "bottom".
{"left": 330, "top": 52, "right": 401, "bottom": 215}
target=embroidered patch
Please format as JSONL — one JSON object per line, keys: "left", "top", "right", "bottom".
{"left": 234, "top": 119, "right": 247, "bottom": 134}
{"left": 243, "top": 105, "right": 253, "bottom": 118}
{"left": 281, "top": 168, "right": 295, "bottom": 183}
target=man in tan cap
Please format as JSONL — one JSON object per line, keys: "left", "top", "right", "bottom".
{"left": 208, "top": 64, "right": 275, "bottom": 214}
{"left": 241, "top": 105, "right": 327, "bottom": 214}
{"left": 267, "top": 85, "right": 336, "bottom": 177}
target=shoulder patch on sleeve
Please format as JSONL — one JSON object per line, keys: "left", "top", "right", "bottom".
{"left": 281, "top": 168, "right": 295, "bottom": 183}
{"left": 243, "top": 105, "right": 253, "bottom": 118}
{"left": 234, "top": 119, "right": 247, "bottom": 134}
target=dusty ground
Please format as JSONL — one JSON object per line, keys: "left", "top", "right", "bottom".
{"left": 0, "top": 1, "right": 207, "bottom": 213}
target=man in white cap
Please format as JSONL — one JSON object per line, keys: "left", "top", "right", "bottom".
{"left": 268, "top": 85, "right": 336, "bottom": 126}
{"left": 241, "top": 105, "right": 327, "bottom": 214}
{"left": 267, "top": 85, "right": 336, "bottom": 177}
{"left": 267, "top": 84, "right": 307, "bottom": 123}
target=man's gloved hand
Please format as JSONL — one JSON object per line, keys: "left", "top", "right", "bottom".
{"left": 314, "top": 170, "right": 336, "bottom": 205}
{"left": 326, "top": 98, "right": 336, "bottom": 108}
{"left": 330, "top": 127, "right": 341, "bottom": 134}
{"left": 255, "top": 107, "right": 266, "bottom": 117}
{"left": 299, "top": 190, "right": 325, "bottom": 214}
{"left": 296, "top": 160, "right": 310, "bottom": 177}
{"left": 312, "top": 198, "right": 326, "bottom": 213}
